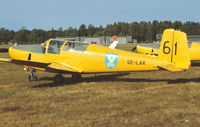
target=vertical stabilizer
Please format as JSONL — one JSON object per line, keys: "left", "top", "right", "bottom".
{"left": 158, "top": 29, "right": 190, "bottom": 70}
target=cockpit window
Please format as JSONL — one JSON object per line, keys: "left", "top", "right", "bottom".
{"left": 48, "top": 40, "right": 65, "bottom": 54}
{"left": 63, "top": 42, "right": 88, "bottom": 52}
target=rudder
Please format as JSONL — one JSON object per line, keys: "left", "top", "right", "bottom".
{"left": 158, "top": 29, "right": 190, "bottom": 70}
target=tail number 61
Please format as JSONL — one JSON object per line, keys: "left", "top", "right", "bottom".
{"left": 163, "top": 41, "right": 177, "bottom": 55}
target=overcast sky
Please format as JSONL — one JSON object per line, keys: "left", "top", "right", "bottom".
{"left": 0, "top": 0, "right": 199, "bottom": 30}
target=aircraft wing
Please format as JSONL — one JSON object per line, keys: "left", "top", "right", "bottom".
{"left": 136, "top": 45, "right": 159, "bottom": 55}
{"left": 0, "top": 58, "right": 11, "bottom": 62}
{"left": 0, "top": 58, "right": 82, "bottom": 73}
{"left": 10, "top": 59, "right": 50, "bottom": 68}
{"left": 47, "top": 62, "right": 82, "bottom": 73}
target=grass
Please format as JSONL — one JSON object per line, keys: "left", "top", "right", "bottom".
{"left": 0, "top": 44, "right": 200, "bottom": 127}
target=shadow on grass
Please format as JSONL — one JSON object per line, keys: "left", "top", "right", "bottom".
{"left": 32, "top": 72, "right": 200, "bottom": 88}
{"left": 32, "top": 73, "right": 130, "bottom": 88}
{"left": 191, "top": 62, "right": 200, "bottom": 67}
{"left": 167, "top": 78, "right": 200, "bottom": 84}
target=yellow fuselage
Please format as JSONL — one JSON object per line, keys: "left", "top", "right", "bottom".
{"left": 9, "top": 44, "right": 160, "bottom": 73}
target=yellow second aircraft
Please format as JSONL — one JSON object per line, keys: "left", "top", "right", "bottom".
{"left": 136, "top": 41, "right": 200, "bottom": 61}
{"left": 0, "top": 29, "right": 191, "bottom": 84}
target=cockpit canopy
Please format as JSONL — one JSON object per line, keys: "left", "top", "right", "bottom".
{"left": 47, "top": 39, "right": 88, "bottom": 54}
{"left": 63, "top": 41, "right": 88, "bottom": 52}
{"left": 47, "top": 40, "right": 65, "bottom": 54}
{"left": 11, "top": 39, "right": 89, "bottom": 54}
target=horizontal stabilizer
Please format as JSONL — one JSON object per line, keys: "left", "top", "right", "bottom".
{"left": 158, "top": 64, "right": 184, "bottom": 71}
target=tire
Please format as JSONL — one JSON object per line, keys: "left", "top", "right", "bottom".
{"left": 72, "top": 73, "right": 82, "bottom": 80}
{"left": 28, "top": 75, "right": 33, "bottom": 82}
{"left": 28, "top": 74, "right": 38, "bottom": 82}
{"left": 54, "top": 74, "right": 64, "bottom": 84}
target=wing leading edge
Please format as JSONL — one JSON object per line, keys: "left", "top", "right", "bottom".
{"left": 0, "top": 58, "right": 11, "bottom": 62}
{"left": 0, "top": 58, "right": 82, "bottom": 73}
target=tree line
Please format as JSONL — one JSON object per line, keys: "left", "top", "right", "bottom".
{"left": 1, "top": 20, "right": 200, "bottom": 44}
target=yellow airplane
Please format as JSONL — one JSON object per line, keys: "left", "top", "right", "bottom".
{"left": 136, "top": 41, "right": 200, "bottom": 61}
{"left": 136, "top": 44, "right": 159, "bottom": 56}
{"left": 0, "top": 29, "right": 191, "bottom": 84}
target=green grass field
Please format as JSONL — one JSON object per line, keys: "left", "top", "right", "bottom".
{"left": 0, "top": 44, "right": 200, "bottom": 127}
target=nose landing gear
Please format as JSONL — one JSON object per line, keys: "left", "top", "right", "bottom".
{"left": 27, "top": 69, "right": 82, "bottom": 84}
{"left": 28, "top": 69, "right": 38, "bottom": 82}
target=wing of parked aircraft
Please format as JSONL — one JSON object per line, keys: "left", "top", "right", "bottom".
{"left": 0, "top": 58, "right": 82, "bottom": 73}
{"left": 136, "top": 44, "right": 159, "bottom": 55}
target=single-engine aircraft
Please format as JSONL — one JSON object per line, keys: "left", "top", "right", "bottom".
{"left": 0, "top": 29, "right": 191, "bottom": 84}
{"left": 135, "top": 41, "right": 200, "bottom": 61}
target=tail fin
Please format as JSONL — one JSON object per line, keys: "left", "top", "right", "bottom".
{"left": 158, "top": 29, "right": 191, "bottom": 71}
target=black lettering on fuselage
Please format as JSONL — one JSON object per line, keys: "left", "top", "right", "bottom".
{"left": 127, "top": 60, "right": 145, "bottom": 65}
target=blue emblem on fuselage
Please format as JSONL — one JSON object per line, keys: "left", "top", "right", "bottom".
{"left": 105, "top": 53, "right": 118, "bottom": 69}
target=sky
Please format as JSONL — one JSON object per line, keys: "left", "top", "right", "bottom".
{"left": 0, "top": 0, "right": 200, "bottom": 30}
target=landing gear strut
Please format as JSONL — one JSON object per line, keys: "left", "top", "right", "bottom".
{"left": 72, "top": 73, "right": 82, "bottom": 80}
{"left": 54, "top": 74, "right": 64, "bottom": 84}
{"left": 28, "top": 69, "right": 38, "bottom": 82}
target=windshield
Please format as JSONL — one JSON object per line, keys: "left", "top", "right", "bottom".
{"left": 47, "top": 40, "right": 65, "bottom": 54}
{"left": 63, "top": 42, "right": 88, "bottom": 52}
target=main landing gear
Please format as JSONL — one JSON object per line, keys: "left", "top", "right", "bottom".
{"left": 72, "top": 73, "right": 82, "bottom": 80}
{"left": 54, "top": 74, "right": 64, "bottom": 84}
{"left": 53, "top": 73, "right": 82, "bottom": 84}
{"left": 28, "top": 69, "right": 38, "bottom": 82}
{"left": 27, "top": 69, "right": 82, "bottom": 84}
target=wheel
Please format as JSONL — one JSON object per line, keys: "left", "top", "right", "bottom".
{"left": 28, "top": 75, "right": 33, "bottom": 82}
{"left": 28, "top": 74, "right": 38, "bottom": 82}
{"left": 28, "top": 69, "right": 38, "bottom": 82}
{"left": 54, "top": 74, "right": 64, "bottom": 84}
{"left": 71, "top": 73, "right": 82, "bottom": 80}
